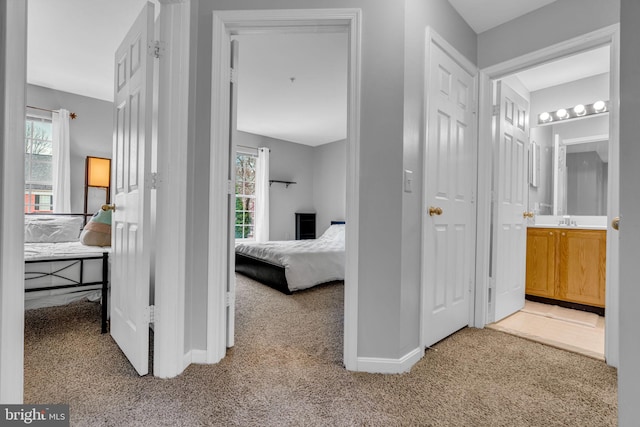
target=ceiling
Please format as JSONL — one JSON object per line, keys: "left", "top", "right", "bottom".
{"left": 28, "top": 0, "right": 606, "bottom": 146}
{"left": 448, "top": 0, "right": 558, "bottom": 34}
{"left": 514, "top": 46, "right": 610, "bottom": 92}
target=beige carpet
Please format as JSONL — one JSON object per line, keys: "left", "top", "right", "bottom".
{"left": 24, "top": 275, "right": 617, "bottom": 426}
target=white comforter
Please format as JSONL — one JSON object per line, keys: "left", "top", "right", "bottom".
{"left": 235, "top": 224, "right": 345, "bottom": 292}
{"left": 25, "top": 241, "right": 109, "bottom": 261}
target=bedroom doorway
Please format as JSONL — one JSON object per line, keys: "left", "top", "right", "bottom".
{"left": 208, "top": 9, "right": 361, "bottom": 369}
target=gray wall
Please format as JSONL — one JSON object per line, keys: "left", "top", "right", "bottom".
{"left": 186, "top": 0, "right": 478, "bottom": 359}
{"left": 236, "top": 131, "right": 315, "bottom": 240}
{"left": 313, "top": 139, "right": 346, "bottom": 236}
{"left": 619, "top": 1, "right": 640, "bottom": 422}
{"left": 237, "top": 133, "right": 346, "bottom": 240}
{"left": 26, "top": 84, "right": 112, "bottom": 213}
{"left": 478, "top": 0, "right": 620, "bottom": 69}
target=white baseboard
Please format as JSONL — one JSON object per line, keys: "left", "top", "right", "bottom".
{"left": 355, "top": 347, "right": 424, "bottom": 374}
{"left": 183, "top": 349, "right": 208, "bottom": 368}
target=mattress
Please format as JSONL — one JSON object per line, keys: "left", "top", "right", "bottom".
{"left": 235, "top": 224, "right": 345, "bottom": 292}
{"left": 24, "top": 242, "right": 110, "bottom": 309}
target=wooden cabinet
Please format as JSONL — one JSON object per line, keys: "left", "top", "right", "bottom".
{"left": 525, "top": 228, "right": 606, "bottom": 308}
{"left": 295, "top": 213, "right": 316, "bottom": 240}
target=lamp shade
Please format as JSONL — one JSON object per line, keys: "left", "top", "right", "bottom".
{"left": 87, "top": 157, "right": 111, "bottom": 188}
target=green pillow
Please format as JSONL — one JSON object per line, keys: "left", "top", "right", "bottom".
{"left": 80, "top": 209, "right": 112, "bottom": 247}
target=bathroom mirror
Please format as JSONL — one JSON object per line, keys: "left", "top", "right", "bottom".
{"left": 529, "top": 114, "right": 609, "bottom": 217}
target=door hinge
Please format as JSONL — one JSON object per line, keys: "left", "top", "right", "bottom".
{"left": 227, "top": 180, "right": 234, "bottom": 195}
{"left": 230, "top": 68, "right": 237, "bottom": 83}
{"left": 144, "top": 305, "right": 156, "bottom": 324}
{"left": 492, "top": 105, "right": 500, "bottom": 116}
{"left": 150, "top": 172, "right": 159, "bottom": 190}
{"left": 148, "top": 40, "right": 165, "bottom": 59}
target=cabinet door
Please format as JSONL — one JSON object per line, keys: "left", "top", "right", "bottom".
{"left": 558, "top": 229, "right": 606, "bottom": 307}
{"left": 525, "top": 228, "right": 558, "bottom": 299}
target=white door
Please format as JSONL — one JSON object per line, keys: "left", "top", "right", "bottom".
{"left": 110, "top": 3, "right": 155, "bottom": 376}
{"left": 422, "top": 37, "right": 477, "bottom": 347}
{"left": 227, "top": 39, "right": 239, "bottom": 348}
{"left": 492, "top": 81, "right": 529, "bottom": 322}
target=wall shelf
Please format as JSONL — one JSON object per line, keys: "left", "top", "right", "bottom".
{"left": 269, "top": 180, "right": 296, "bottom": 188}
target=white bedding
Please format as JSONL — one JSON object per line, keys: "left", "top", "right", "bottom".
{"left": 235, "top": 224, "right": 345, "bottom": 292}
{"left": 24, "top": 220, "right": 111, "bottom": 309}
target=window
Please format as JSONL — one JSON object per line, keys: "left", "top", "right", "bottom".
{"left": 235, "top": 152, "right": 256, "bottom": 239}
{"left": 24, "top": 116, "right": 54, "bottom": 213}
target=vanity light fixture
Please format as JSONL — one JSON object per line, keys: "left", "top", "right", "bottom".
{"left": 573, "top": 104, "right": 586, "bottom": 116}
{"left": 536, "top": 100, "right": 610, "bottom": 126}
{"left": 539, "top": 111, "right": 552, "bottom": 123}
{"left": 556, "top": 108, "right": 569, "bottom": 119}
{"left": 593, "top": 100, "right": 607, "bottom": 112}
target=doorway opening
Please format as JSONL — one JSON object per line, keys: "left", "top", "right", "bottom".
{"left": 230, "top": 30, "right": 349, "bottom": 361}
{"left": 479, "top": 26, "right": 619, "bottom": 365}
{"left": 207, "top": 9, "right": 361, "bottom": 370}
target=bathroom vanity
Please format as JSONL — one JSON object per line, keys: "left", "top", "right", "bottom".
{"left": 525, "top": 224, "right": 606, "bottom": 310}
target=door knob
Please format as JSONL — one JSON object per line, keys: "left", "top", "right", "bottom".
{"left": 102, "top": 204, "right": 116, "bottom": 212}
{"left": 428, "top": 206, "right": 443, "bottom": 216}
{"left": 612, "top": 216, "right": 620, "bottom": 231}
{"left": 523, "top": 211, "right": 534, "bottom": 218}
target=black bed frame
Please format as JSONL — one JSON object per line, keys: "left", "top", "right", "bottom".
{"left": 235, "top": 220, "right": 345, "bottom": 295}
{"left": 24, "top": 213, "right": 109, "bottom": 333}
{"left": 25, "top": 252, "right": 109, "bottom": 333}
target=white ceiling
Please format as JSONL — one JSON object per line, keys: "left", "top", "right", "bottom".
{"left": 235, "top": 33, "right": 348, "bottom": 146}
{"left": 28, "top": 0, "right": 602, "bottom": 147}
{"left": 448, "top": 0, "right": 558, "bottom": 34}
{"left": 514, "top": 46, "right": 610, "bottom": 92}
{"left": 27, "top": 0, "right": 158, "bottom": 102}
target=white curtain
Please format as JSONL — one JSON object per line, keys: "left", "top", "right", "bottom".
{"left": 255, "top": 147, "right": 270, "bottom": 242}
{"left": 52, "top": 109, "right": 71, "bottom": 212}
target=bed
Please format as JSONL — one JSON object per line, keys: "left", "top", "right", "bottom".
{"left": 24, "top": 214, "right": 110, "bottom": 333}
{"left": 235, "top": 222, "right": 345, "bottom": 294}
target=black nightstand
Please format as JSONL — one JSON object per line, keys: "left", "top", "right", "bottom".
{"left": 295, "top": 213, "right": 316, "bottom": 240}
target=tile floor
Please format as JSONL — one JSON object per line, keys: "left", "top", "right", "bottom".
{"left": 488, "top": 300, "right": 605, "bottom": 360}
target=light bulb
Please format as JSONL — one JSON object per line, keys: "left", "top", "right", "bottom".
{"left": 593, "top": 100, "right": 606, "bottom": 112}
{"left": 573, "top": 104, "right": 586, "bottom": 115}
{"left": 556, "top": 108, "right": 569, "bottom": 119}
{"left": 539, "top": 112, "right": 551, "bottom": 122}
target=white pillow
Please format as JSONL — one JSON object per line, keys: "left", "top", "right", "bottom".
{"left": 319, "top": 223, "right": 345, "bottom": 242}
{"left": 24, "top": 216, "right": 84, "bottom": 243}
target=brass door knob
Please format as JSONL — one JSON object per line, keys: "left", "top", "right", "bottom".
{"left": 612, "top": 216, "right": 620, "bottom": 231}
{"left": 523, "top": 211, "right": 534, "bottom": 218}
{"left": 102, "top": 204, "right": 116, "bottom": 212}
{"left": 428, "top": 206, "right": 443, "bottom": 216}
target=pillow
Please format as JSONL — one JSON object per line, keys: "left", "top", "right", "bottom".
{"left": 24, "top": 215, "right": 84, "bottom": 243}
{"left": 319, "top": 223, "right": 345, "bottom": 242}
{"left": 80, "top": 209, "right": 112, "bottom": 247}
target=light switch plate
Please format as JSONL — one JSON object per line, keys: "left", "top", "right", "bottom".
{"left": 404, "top": 169, "right": 413, "bottom": 193}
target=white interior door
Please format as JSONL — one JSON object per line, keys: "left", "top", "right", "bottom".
{"left": 227, "top": 39, "right": 239, "bottom": 348}
{"left": 422, "top": 37, "right": 477, "bottom": 347}
{"left": 493, "top": 81, "right": 529, "bottom": 322}
{"left": 110, "top": 2, "right": 155, "bottom": 376}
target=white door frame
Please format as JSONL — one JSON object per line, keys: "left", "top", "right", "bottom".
{"left": 0, "top": 0, "right": 27, "bottom": 403}
{"left": 476, "top": 24, "right": 620, "bottom": 366}
{"left": 420, "top": 27, "right": 479, "bottom": 348}
{"left": 153, "top": 0, "right": 191, "bottom": 378}
{"left": 207, "top": 9, "right": 362, "bottom": 370}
